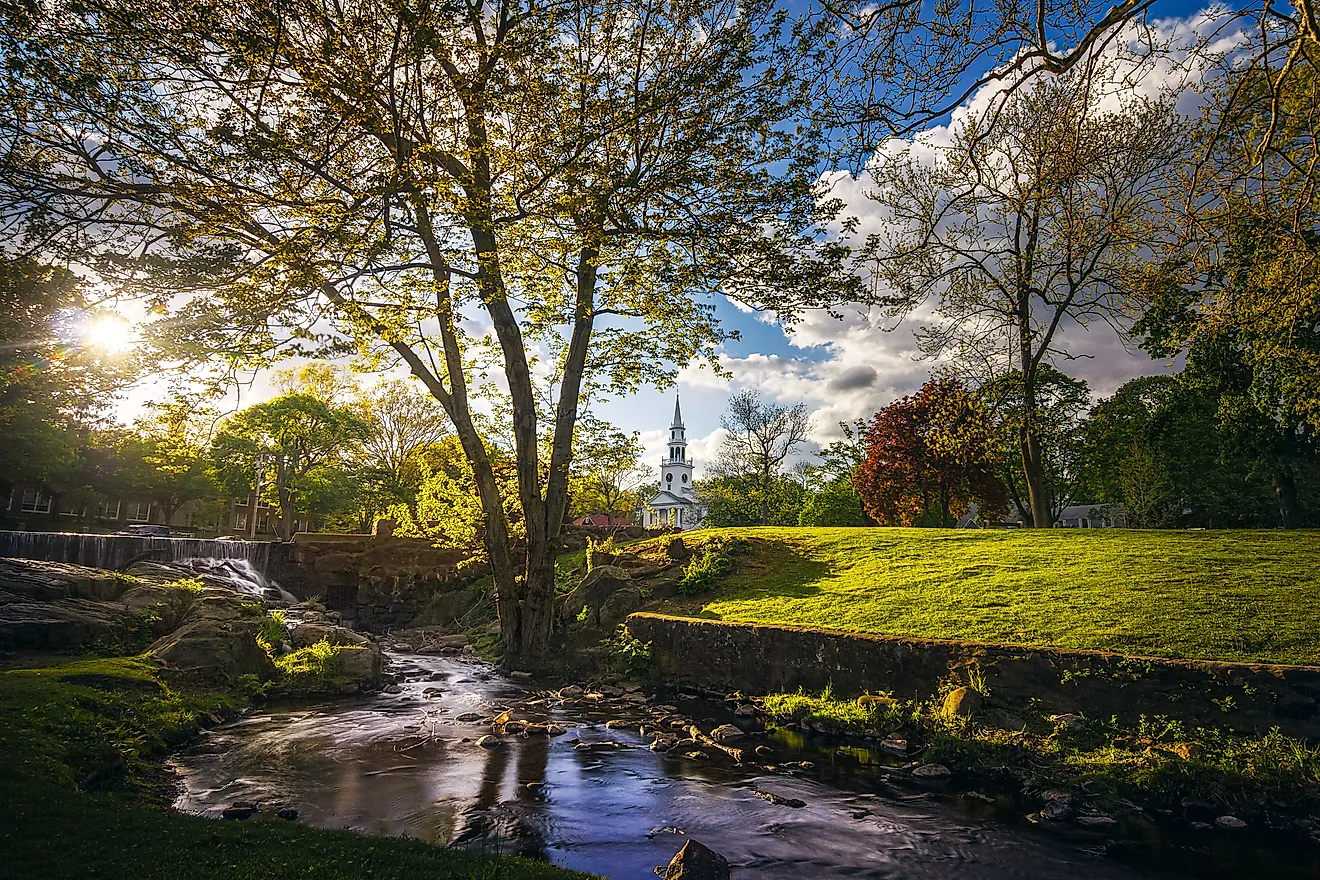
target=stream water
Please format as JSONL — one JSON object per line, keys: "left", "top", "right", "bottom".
{"left": 171, "top": 653, "right": 1320, "bottom": 879}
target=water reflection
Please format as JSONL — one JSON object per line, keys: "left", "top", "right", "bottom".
{"left": 172, "top": 654, "right": 1320, "bottom": 879}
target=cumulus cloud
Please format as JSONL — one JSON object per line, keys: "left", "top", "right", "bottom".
{"left": 688, "top": 9, "right": 1239, "bottom": 450}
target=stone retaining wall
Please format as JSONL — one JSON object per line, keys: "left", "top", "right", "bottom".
{"left": 269, "top": 536, "right": 482, "bottom": 631}
{"left": 625, "top": 612, "right": 1320, "bottom": 739}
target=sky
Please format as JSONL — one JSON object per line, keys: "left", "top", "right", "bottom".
{"left": 107, "top": 0, "right": 1232, "bottom": 480}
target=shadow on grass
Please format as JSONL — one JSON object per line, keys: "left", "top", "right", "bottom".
{"left": 712, "top": 538, "right": 832, "bottom": 602}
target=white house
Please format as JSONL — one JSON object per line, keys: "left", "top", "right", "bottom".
{"left": 644, "top": 397, "right": 704, "bottom": 529}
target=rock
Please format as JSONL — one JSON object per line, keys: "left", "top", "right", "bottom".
{"left": 1190, "top": 821, "right": 1214, "bottom": 831}
{"left": 221, "top": 802, "right": 259, "bottom": 820}
{"left": 662, "top": 839, "right": 730, "bottom": 880}
{"left": 383, "top": 683, "right": 402, "bottom": 694}
{"left": 750, "top": 787, "right": 806, "bottom": 808}
{"left": 422, "top": 687, "right": 444, "bottom": 698}
{"left": 1215, "top": 815, "right": 1248, "bottom": 830}
{"left": 561, "top": 565, "right": 632, "bottom": 625}
{"left": 710, "top": 724, "right": 742, "bottom": 743}
{"left": 753, "top": 745, "right": 774, "bottom": 760}
{"left": 276, "top": 808, "right": 299, "bottom": 821}
{"left": 1049, "top": 713, "right": 1086, "bottom": 732}
{"left": 665, "top": 538, "right": 691, "bottom": 562}
{"left": 1040, "top": 791, "right": 1073, "bottom": 821}
{"left": 911, "top": 764, "right": 951, "bottom": 779}
{"left": 851, "top": 809, "right": 871, "bottom": 820}
{"left": 455, "top": 712, "right": 485, "bottom": 722}
{"left": 558, "top": 685, "right": 586, "bottom": 699}
{"left": 879, "top": 735, "right": 908, "bottom": 755}
{"left": 1077, "top": 815, "right": 1117, "bottom": 828}
{"left": 1181, "top": 796, "right": 1218, "bottom": 821}
{"left": 600, "top": 585, "right": 645, "bottom": 628}
{"left": 650, "top": 737, "right": 676, "bottom": 752}
{"left": 476, "top": 735, "right": 501, "bottom": 748}
{"left": 332, "top": 643, "right": 385, "bottom": 692}
{"left": 941, "top": 687, "right": 983, "bottom": 719}
{"left": 605, "top": 719, "right": 634, "bottom": 730}
{"left": 733, "top": 704, "right": 757, "bottom": 718}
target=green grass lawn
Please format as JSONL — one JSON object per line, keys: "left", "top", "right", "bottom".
{"left": 0, "top": 656, "right": 595, "bottom": 880}
{"left": 652, "top": 527, "right": 1320, "bottom": 665}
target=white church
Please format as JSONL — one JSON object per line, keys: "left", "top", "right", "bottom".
{"left": 643, "top": 397, "right": 704, "bottom": 530}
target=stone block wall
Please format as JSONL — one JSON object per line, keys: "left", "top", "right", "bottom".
{"left": 269, "top": 535, "right": 484, "bottom": 631}
{"left": 625, "top": 613, "right": 1320, "bottom": 739}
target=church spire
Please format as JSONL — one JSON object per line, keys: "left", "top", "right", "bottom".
{"left": 671, "top": 395, "right": 683, "bottom": 428}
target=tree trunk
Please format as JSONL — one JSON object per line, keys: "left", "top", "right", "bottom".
{"left": 1276, "top": 466, "right": 1303, "bottom": 529}
{"left": 1018, "top": 360, "right": 1052, "bottom": 528}
{"left": 275, "top": 454, "right": 294, "bottom": 541}
{"left": 939, "top": 483, "right": 951, "bottom": 527}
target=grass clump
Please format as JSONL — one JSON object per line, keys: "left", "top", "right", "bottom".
{"left": 656, "top": 526, "right": 1320, "bottom": 664}
{"left": 273, "top": 638, "right": 363, "bottom": 694}
{"left": 764, "top": 687, "right": 903, "bottom": 734}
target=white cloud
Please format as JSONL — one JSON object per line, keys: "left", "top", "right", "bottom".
{"left": 689, "top": 10, "right": 1237, "bottom": 448}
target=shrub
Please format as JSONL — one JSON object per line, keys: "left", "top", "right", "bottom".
{"left": 256, "top": 610, "right": 288, "bottom": 656}
{"left": 678, "top": 537, "right": 749, "bottom": 595}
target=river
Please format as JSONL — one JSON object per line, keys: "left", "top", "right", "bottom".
{"left": 171, "top": 653, "right": 1320, "bottom": 879}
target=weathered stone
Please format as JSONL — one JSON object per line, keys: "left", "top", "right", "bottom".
{"left": 663, "top": 839, "right": 730, "bottom": 880}
{"left": 710, "top": 724, "right": 742, "bottom": 744}
{"left": 455, "top": 712, "right": 485, "bottom": 722}
{"left": 941, "top": 686, "right": 983, "bottom": 719}
{"left": 1077, "top": 815, "right": 1117, "bottom": 828}
{"left": 911, "top": 764, "right": 951, "bottom": 779}
{"left": 476, "top": 734, "right": 501, "bottom": 748}
{"left": 1050, "top": 713, "right": 1086, "bottom": 731}
{"left": 733, "top": 704, "right": 757, "bottom": 718}
{"left": 562, "top": 565, "right": 632, "bottom": 625}
{"left": 750, "top": 787, "right": 806, "bottom": 808}
{"left": 665, "top": 538, "right": 690, "bottom": 562}
{"left": 1215, "top": 815, "right": 1248, "bottom": 829}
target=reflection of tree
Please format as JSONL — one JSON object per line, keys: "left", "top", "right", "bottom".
{"left": 451, "top": 737, "right": 549, "bottom": 860}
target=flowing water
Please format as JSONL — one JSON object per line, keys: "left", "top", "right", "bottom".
{"left": 0, "top": 530, "right": 293, "bottom": 601}
{"left": 171, "top": 653, "right": 1320, "bottom": 879}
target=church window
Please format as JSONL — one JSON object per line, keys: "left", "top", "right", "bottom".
{"left": 666, "top": 473, "right": 672, "bottom": 483}
{"left": 682, "top": 474, "right": 688, "bottom": 482}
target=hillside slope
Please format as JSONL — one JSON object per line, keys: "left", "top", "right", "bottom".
{"left": 644, "top": 527, "right": 1320, "bottom": 665}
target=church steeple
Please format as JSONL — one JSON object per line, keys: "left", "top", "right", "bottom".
{"left": 667, "top": 395, "right": 686, "bottom": 461}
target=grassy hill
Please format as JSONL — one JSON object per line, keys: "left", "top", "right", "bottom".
{"left": 648, "top": 527, "right": 1320, "bottom": 666}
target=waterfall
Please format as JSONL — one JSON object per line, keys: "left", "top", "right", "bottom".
{"left": 0, "top": 530, "right": 293, "bottom": 601}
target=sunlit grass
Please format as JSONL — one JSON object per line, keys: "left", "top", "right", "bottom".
{"left": 648, "top": 527, "right": 1320, "bottom": 665}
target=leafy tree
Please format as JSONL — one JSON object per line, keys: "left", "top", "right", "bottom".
{"left": 406, "top": 436, "right": 523, "bottom": 550}
{"left": 979, "top": 367, "right": 1090, "bottom": 525}
{"left": 209, "top": 394, "right": 367, "bottom": 540}
{"left": 854, "top": 379, "right": 1007, "bottom": 527}
{"left": 1118, "top": 447, "right": 1173, "bottom": 529}
{"left": 126, "top": 404, "right": 219, "bottom": 525}
{"left": 698, "top": 474, "right": 806, "bottom": 528}
{"left": 862, "top": 60, "right": 1180, "bottom": 527}
{"left": 568, "top": 419, "right": 652, "bottom": 521}
{"left": 1077, "top": 375, "right": 1177, "bottom": 506}
{"left": 711, "top": 390, "right": 811, "bottom": 525}
{"left": 798, "top": 478, "right": 867, "bottom": 527}
{"left": 7, "top": 0, "right": 851, "bottom": 656}
{"left": 0, "top": 258, "right": 127, "bottom": 491}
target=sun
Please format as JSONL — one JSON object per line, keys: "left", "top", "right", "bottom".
{"left": 83, "top": 314, "right": 135, "bottom": 353}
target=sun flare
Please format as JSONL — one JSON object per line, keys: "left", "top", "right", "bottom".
{"left": 83, "top": 314, "right": 135, "bottom": 353}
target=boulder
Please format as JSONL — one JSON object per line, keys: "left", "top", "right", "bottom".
{"left": 941, "top": 686, "right": 984, "bottom": 719}
{"left": 149, "top": 615, "right": 275, "bottom": 681}
{"left": 332, "top": 644, "right": 384, "bottom": 691}
{"left": 663, "top": 840, "right": 730, "bottom": 880}
{"left": 710, "top": 724, "right": 742, "bottom": 744}
{"left": 562, "top": 565, "right": 632, "bottom": 625}
{"left": 665, "top": 537, "right": 690, "bottom": 561}
{"left": 599, "top": 585, "right": 645, "bottom": 628}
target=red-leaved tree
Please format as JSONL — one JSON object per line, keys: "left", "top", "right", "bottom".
{"left": 854, "top": 379, "right": 1007, "bottom": 527}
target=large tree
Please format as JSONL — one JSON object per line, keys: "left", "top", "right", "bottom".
{"left": 978, "top": 367, "right": 1090, "bottom": 525}
{"left": 711, "top": 390, "right": 811, "bottom": 526}
{"left": 210, "top": 394, "right": 367, "bottom": 540}
{"left": 4, "top": 0, "right": 849, "bottom": 655}
{"left": 854, "top": 379, "right": 1006, "bottom": 527}
{"left": 862, "top": 62, "right": 1180, "bottom": 527}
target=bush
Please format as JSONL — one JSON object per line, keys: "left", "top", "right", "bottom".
{"left": 256, "top": 610, "right": 288, "bottom": 655}
{"left": 273, "top": 638, "right": 349, "bottom": 693}
{"left": 678, "top": 536, "right": 749, "bottom": 595}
